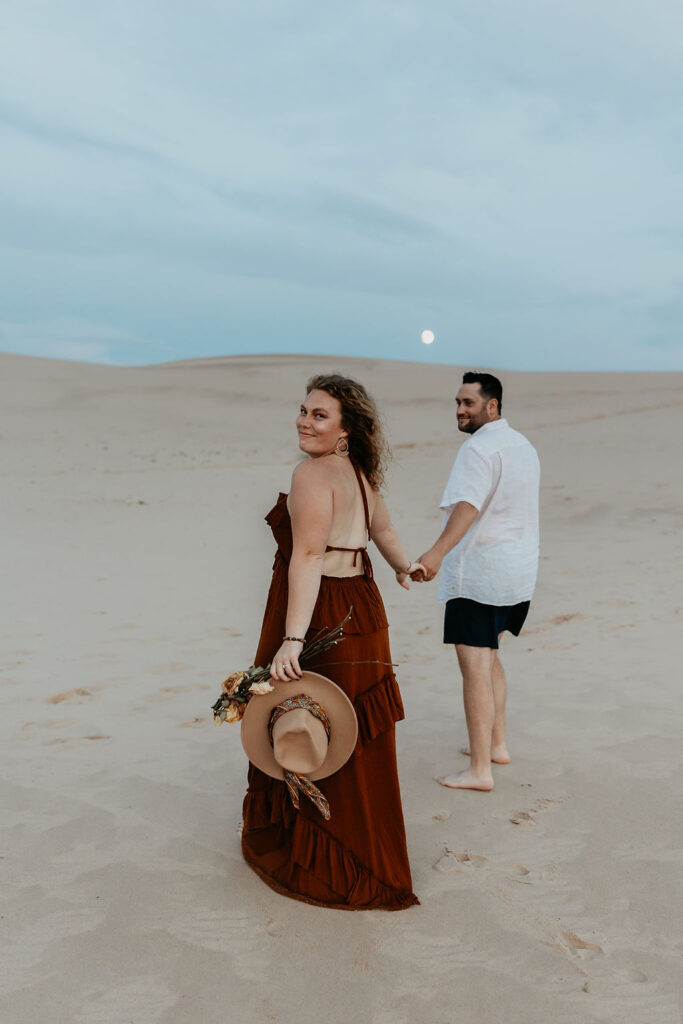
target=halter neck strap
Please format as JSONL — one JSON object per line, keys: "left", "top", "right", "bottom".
{"left": 350, "top": 460, "right": 371, "bottom": 538}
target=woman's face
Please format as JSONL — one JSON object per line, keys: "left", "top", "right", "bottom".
{"left": 296, "top": 389, "right": 348, "bottom": 457}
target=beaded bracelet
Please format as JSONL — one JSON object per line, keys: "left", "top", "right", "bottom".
{"left": 282, "top": 636, "right": 305, "bottom": 644}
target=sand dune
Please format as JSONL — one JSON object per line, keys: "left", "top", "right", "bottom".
{"left": 1, "top": 352, "right": 681, "bottom": 1023}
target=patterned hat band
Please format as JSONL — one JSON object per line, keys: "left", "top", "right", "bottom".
{"left": 267, "top": 694, "right": 332, "bottom": 745}
{"left": 267, "top": 693, "right": 332, "bottom": 821}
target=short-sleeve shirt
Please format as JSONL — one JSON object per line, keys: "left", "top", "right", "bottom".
{"left": 438, "top": 418, "right": 540, "bottom": 606}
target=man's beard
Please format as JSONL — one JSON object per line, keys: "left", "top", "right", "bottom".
{"left": 458, "top": 418, "right": 479, "bottom": 434}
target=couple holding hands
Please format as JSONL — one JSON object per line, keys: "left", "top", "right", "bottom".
{"left": 239, "top": 371, "right": 540, "bottom": 911}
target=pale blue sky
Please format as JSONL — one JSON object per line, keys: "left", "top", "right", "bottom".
{"left": 2, "top": 1, "right": 682, "bottom": 369}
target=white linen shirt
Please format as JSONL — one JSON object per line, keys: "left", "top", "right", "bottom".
{"left": 438, "top": 418, "right": 540, "bottom": 606}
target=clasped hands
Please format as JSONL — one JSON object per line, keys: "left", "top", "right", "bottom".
{"left": 394, "top": 549, "right": 442, "bottom": 589}
{"left": 406, "top": 548, "right": 442, "bottom": 584}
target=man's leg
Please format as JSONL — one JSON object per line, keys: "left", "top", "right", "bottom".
{"left": 436, "top": 644, "right": 495, "bottom": 791}
{"left": 461, "top": 639, "right": 511, "bottom": 763}
{"left": 490, "top": 646, "right": 510, "bottom": 763}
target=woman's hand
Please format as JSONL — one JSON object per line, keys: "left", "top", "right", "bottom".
{"left": 395, "top": 561, "right": 425, "bottom": 590}
{"left": 412, "top": 549, "right": 442, "bottom": 582}
{"left": 270, "top": 639, "right": 305, "bottom": 682}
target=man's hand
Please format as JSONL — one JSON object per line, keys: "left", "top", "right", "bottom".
{"left": 411, "top": 504, "right": 477, "bottom": 582}
{"left": 396, "top": 561, "right": 426, "bottom": 590}
{"left": 411, "top": 549, "right": 442, "bottom": 582}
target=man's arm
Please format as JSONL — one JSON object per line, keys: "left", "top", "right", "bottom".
{"left": 414, "top": 501, "right": 478, "bottom": 581}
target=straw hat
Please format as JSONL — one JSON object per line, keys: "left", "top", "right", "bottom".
{"left": 241, "top": 671, "right": 358, "bottom": 781}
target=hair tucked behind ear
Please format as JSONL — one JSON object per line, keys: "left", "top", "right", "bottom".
{"left": 306, "top": 373, "right": 390, "bottom": 489}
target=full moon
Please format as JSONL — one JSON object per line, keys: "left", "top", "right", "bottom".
{"left": 420, "top": 329, "right": 435, "bottom": 345}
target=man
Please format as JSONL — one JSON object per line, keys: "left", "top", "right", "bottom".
{"left": 414, "top": 372, "right": 540, "bottom": 792}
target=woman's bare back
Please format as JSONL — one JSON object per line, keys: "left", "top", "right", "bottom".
{"left": 288, "top": 456, "right": 375, "bottom": 577}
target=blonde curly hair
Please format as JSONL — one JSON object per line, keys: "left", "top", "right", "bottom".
{"left": 306, "top": 373, "right": 391, "bottom": 489}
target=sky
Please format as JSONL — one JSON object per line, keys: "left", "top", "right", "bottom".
{"left": 1, "top": 1, "right": 682, "bottom": 370}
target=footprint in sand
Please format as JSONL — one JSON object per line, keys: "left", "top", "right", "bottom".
{"left": 510, "top": 797, "right": 555, "bottom": 826}
{"left": 509, "top": 864, "right": 532, "bottom": 884}
{"left": 560, "top": 931, "right": 604, "bottom": 960}
{"left": 150, "top": 684, "right": 192, "bottom": 701}
{"left": 433, "top": 854, "right": 460, "bottom": 873}
{"left": 47, "top": 688, "right": 93, "bottom": 704}
{"left": 509, "top": 810, "right": 536, "bottom": 826}
{"left": 433, "top": 852, "right": 536, "bottom": 886}
{"left": 23, "top": 718, "right": 75, "bottom": 731}
{"left": 622, "top": 967, "right": 648, "bottom": 983}
{"left": 524, "top": 613, "right": 588, "bottom": 636}
{"left": 45, "top": 733, "right": 110, "bottom": 745}
{"left": 500, "top": 862, "right": 536, "bottom": 883}
{"left": 433, "top": 850, "right": 487, "bottom": 873}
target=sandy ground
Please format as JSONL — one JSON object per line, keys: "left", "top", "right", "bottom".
{"left": 1, "top": 352, "right": 681, "bottom": 1024}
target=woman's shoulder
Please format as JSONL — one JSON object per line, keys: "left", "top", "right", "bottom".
{"left": 290, "top": 455, "right": 337, "bottom": 488}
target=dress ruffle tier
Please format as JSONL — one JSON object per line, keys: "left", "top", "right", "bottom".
{"left": 243, "top": 786, "right": 417, "bottom": 911}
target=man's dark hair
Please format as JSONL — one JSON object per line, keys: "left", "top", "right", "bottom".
{"left": 462, "top": 371, "right": 503, "bottom": 414}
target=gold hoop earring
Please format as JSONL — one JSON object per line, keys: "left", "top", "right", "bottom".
{"left": 334, "top": 437, "right": 349, "bottom": 457}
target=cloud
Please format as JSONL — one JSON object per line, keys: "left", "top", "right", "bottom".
{"left": 0, "top": 100, "right": 162, "bottom": 165}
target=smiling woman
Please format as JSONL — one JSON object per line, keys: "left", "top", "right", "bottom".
{"left": 296, "top": 390, "right": 350, "bottom": 459}
{"left": 240, "top": 373, "right": 421, "bottom": 910}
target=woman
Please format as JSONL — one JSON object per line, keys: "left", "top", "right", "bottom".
{"left": 241, "top": 373, "right": 421, "bottom": 910}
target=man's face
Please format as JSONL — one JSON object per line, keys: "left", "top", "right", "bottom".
{"left": 455, "top": 383, "right": 498, "bottom": 434}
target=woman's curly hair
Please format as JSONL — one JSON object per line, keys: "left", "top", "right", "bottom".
{"left": 306, "top": 373, "right": 391, "bottom": 490}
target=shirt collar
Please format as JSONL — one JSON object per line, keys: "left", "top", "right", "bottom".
{"left": 473, "top": 417, "right": 507, "bottom": 437}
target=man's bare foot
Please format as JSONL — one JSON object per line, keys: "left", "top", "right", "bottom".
{"left": 460, "top": 745, "right": 510, "bottom": 765}
{"left": 435, "top": 770, "right": 494, "bottom": 791}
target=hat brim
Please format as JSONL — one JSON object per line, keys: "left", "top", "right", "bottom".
{"left": 240, "top": 671, "right": 358, "bottom": 781}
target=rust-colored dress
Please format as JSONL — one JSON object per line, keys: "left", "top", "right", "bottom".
{"left": 241, "top": 465, "right": 419, "bottom": 911}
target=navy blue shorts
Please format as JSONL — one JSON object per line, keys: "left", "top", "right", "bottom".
{"left": 443, "top": 597, "right": 530, "bottom": 649}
